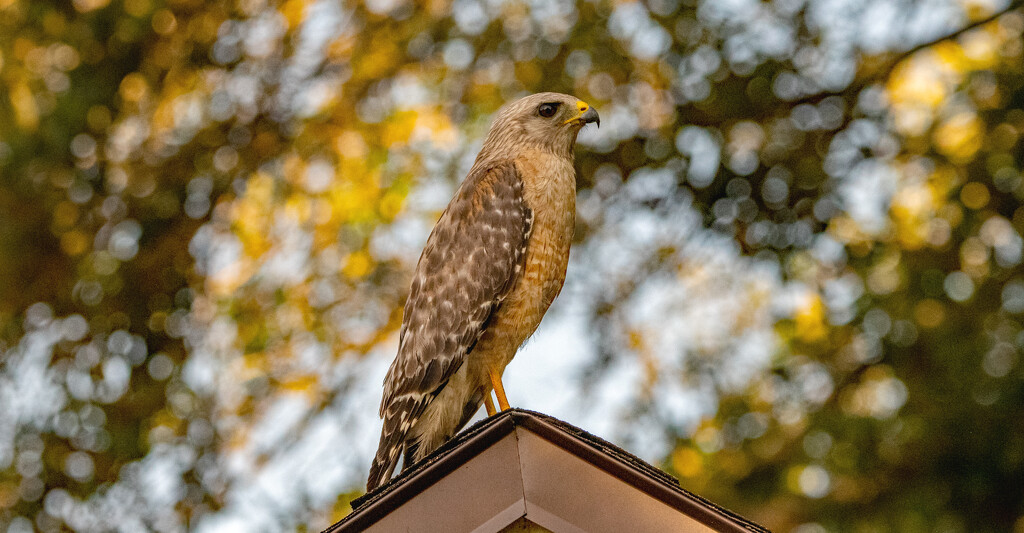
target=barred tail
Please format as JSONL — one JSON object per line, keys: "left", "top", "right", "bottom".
{"left": 367, "top": 425, "right": 402, "bottom": 491}
{"left": 367, "top": 396, "right": 422, "bottom": 491}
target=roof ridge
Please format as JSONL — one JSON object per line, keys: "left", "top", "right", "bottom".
{"left": 331, "top": 409, "right": 770, "bottom": 533}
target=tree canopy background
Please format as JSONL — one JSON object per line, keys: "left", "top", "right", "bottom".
{"left": 2, "top": 0, "right": 1023, "bottom": 531}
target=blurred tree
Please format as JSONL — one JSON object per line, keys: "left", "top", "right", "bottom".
{"left": 0, "top": 0, "right": 1022, "bottom": 532}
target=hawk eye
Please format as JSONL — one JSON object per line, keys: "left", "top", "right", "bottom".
{"left": 537, "top": 103, "right": 559, "bottom": 118}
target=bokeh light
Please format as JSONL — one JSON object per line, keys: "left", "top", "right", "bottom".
{"left": 1, "top": 0, "right": 1023, "bottom": 532}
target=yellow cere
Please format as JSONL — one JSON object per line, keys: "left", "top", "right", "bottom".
{"left": 564, "top": 100, "right": 590, "bottom": 124}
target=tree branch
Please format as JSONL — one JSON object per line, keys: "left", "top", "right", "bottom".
{"left": 788, "top": 0, "right": 1024, "bottom": 107}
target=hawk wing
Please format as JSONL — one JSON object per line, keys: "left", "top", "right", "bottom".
{"left": 367, "top": 162, "right": 533, "bottom": 490}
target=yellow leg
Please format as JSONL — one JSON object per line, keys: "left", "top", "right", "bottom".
{"left": 488, "top": 369, "right": 511, "bottom": 411}
{"left": 484, "top": 394, "right": 496, "bottom": 416}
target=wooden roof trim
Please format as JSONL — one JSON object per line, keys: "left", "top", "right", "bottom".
{"left": 514, "top": 413, "right": 767, "bottom": 533}
{"left": 325, "top": 413, "right": 517, "bottom": 532}
{"left": 326, "top": 409, "right": 769, "bottom": 533}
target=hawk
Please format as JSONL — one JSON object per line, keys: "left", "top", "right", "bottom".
{"left": 367, "top": 92, "right": 599, "bottom": 491}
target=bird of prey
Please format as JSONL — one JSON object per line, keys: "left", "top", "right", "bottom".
{"left": 367, "top": 92, "right": 599, "bottom": 491}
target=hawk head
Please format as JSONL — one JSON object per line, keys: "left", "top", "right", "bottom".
{"left": 481, "top": 92, "right": 600, "bottom": 159}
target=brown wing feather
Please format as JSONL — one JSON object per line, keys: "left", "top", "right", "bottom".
{"left": 367, "top": 163, "right": 532, "bottom": 490}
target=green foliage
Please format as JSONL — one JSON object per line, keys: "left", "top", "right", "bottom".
{"left": 1, "top": 0, "right": 1023, "bottom": 531}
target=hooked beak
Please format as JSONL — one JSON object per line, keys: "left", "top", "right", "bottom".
{"left": 565, "top": 100, "right": 601, "bottom": 128}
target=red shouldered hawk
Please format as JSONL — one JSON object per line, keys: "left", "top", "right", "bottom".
{"left": 367, "top": 93, "right": 599, "bottom": 491}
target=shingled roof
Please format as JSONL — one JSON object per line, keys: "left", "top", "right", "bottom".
{"left": 325, "top": 409, "right": 770, "bottom": 533}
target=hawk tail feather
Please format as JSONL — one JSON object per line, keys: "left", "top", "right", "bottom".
{"left": 366, "top": 430, "right": 401, "bottom": 492}
{"left": 367, "top": 395, "right": 425, "bottom": 491}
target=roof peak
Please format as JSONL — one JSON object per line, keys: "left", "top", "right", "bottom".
{"left": 329, "top": 409, "right": 769, "bottom": 533}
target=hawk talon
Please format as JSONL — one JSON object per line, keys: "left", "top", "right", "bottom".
{"left": 489, "top": 369, "right": 511, "bottom": 411}
{"left": 484, "top": 394, "right": 497, "bottom": 417}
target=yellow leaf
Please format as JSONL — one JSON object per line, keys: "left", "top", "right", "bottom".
{"left": 336, "top": 130, "right": 368, "bottom": 160}
{"left": 382, "top": 110, "right": 418, "bottom": 147}
{"left": 10, "top": 81, "right": 38, "bottom": 131}
{"left": 934, "top": 112, "right": 983, "bottom": 163}
{"left": 886, "top": 59, "right": 947, "bottom": 108}
{"left": 119, "top": 72, "right": 149, "bottom": 103}
{"left": 671, "top": 448, "right": 703, "bottom": 478}
{"left": 60, "top": 230, "right": 90, "bottom": 256}
{"left": 279, "top": 0, "right": 308, "bottom": 29}
{"left": 793, "top": 294, "right": 827, "bottom": 343}
{"left": 343, "top": 250, "right": 372, "bottom": 279}
{"left": 281, "top": 375, "right": 318, "bottom": 393}
{"left": 960, "top": 182, "right": 990, "bottom": 210}
{"left": 914, "top": 299, "right": 945, "bottom": 328}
